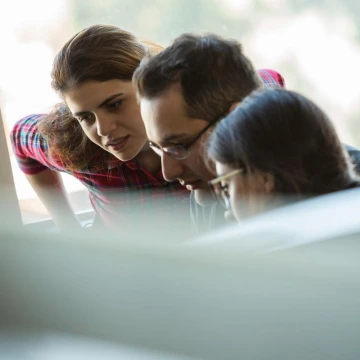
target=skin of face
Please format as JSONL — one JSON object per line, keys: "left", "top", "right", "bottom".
{"left": 140, "top": 85, "right": 216, "bottom": 206}
{"left": 64, "top": 80, "right": 150, "bottom": 162}
{"left": 215, "top": 162, "right": 275, "bottom": 221}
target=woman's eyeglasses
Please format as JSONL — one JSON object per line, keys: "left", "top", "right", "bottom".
{"left": 208, "top": 169, "right": 244, "bottom": 209}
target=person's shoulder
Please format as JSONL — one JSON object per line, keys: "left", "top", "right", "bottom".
{"left": 344, "top": 143, "right": 360, "bottom": 157}
{"left": 344, "top": 143, "right": 360, "bottom": 152}
{"left": 12, "top": 114, "right": 47, "bottom": 133}
{"left": 344, "top": 143, "right": 360, "bottom": 172}
{"left": 257, "top": 69, "right": 286, "bottom": 89}
{"left": 10, "top": 114, "right": 48, "bottom": 151}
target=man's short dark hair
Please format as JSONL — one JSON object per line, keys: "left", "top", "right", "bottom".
{"left": 133, "top": 33, "right": 263, "bottom": 122}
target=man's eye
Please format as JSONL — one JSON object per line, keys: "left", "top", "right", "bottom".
{"left": 107, "top": 100, "right": 123, "bottom": 111}
{"left": 173, "top": 142, "right": 186, "bottom": 146}
{"left": 170, "top": 140, "right": 189, "bottom": 147}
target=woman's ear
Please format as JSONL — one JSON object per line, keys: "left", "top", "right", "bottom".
{"left": 229, "top": 102, "right": 241, "bottom": 113}
{"left": 263, "top": 172, "right": 275, "bottom": 194}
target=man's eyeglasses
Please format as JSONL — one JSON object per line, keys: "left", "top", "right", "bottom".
{"left": 208, "top": 169, "right": 244, "bottom": 209}
{"left": 148, "top": 113, "right": 225, "bottom": 160}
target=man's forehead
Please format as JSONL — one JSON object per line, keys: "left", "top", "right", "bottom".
{"left": 141, "top": 86, "right": 186, "bottom": 117}
{"left": 140, "top": 88, "right": 190, "bottom": 143}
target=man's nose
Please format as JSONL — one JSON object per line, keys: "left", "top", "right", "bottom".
{"left": 161, "top": 153, "right": 185, "bottom": 182}
{"left": 96, "top": 115, "right": 117, "bottom": 137}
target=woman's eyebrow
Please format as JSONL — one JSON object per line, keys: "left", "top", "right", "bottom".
{"left": 98, "top": 93, "right": 124, "bottom": 108}
{"left": 73, "top": 93, "right": 125, "bottom": 116}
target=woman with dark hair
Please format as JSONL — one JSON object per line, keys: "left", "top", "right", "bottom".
{"left": 207, "top": 88, "right": 360, "bottom": 221}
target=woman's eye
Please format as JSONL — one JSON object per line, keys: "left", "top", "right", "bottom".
{"left": 221, "top": 183, "right": 229, "bottom": 195}
{"left": 108, "top": 100, "right": 123, "bottom": 111}
{"left": 77, "top": 114, "right": 94, "bottom": 123}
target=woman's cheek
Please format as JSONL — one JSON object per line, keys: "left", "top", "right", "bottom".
{"left": 229, "top": 183, "right": 243, "bottom": 222}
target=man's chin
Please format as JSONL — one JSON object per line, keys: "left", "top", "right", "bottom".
{"left": 194, "top": 189, "right": 216, "bottom": 206}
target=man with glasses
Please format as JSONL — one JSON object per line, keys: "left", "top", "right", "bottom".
{"left": 133, "top": 33, "right": 285, "bottom": 234}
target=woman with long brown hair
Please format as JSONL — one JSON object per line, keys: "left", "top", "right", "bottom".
{"left": 10, "top": 24, "right": 189, "bottom": 232}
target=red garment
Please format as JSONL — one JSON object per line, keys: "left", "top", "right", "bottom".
{"left": 10, "top": 114, "right": 190, "bottom": 230}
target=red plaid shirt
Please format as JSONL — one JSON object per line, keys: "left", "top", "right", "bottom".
{"left": 10, "top": 69, "right": 284, "bottom": 232}
{"left": 10, "top": 114, "right": 190, "bottom": 231}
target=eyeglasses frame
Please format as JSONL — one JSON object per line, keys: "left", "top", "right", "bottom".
{"left": 208, "top": 168, "right": 244, "bottom": 209}
{"left": 148, "top": 111, "right": 227, "bottom": 160}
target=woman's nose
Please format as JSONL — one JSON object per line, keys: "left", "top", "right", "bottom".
{"left": 96, "top": 115, "right": 117, "bottom": 137}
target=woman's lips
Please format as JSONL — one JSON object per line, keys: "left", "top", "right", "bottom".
{"left": 107, "top": 136, "right": 129, "bottom": 152}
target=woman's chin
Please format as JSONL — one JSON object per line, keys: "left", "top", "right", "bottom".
{"left": 110, "top": 148, "right": 139, "bottom": 162}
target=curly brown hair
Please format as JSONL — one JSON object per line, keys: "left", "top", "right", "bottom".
{"left": 38, "top": 24, "right": 162, "bottom": 171}
{"left": 37, "top": 103, "right": 107, "bottom": 170}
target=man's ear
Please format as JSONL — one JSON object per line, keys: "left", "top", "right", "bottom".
{"left": 229, "top": 102, "right": 241, "bottom": 113}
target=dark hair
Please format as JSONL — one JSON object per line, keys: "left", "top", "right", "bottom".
{"left": 133, "top": 33, "right": 263, "bottom": 122}
{"left": 208, "top": 88, "right": 360, "bottom": 195}
{"left": 38, "top": 24, "right": 162, "bottom": 170}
